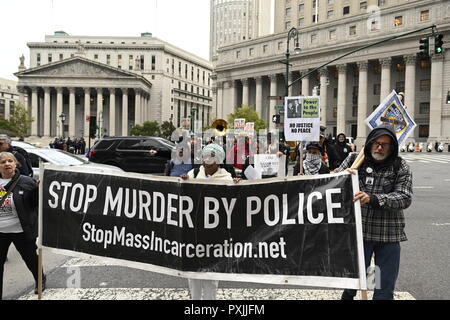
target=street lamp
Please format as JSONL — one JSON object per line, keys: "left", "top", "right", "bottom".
{"left": 59, "top": 113, "right": 66, "bottom": 139}
{"left": 284, "top": 27, "right": 302, "bottom": 97}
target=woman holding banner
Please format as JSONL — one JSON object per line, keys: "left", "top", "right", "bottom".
{"left": 0, "top": 152, "right": 44, "bottom": 299}
{"left": 181, "top": 143, "right": 234, "bottom": 300}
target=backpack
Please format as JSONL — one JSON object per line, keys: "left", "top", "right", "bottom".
{"left": 12, "top": 146, "right": 34, "bottom": 177}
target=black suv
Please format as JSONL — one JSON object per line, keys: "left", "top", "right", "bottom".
{"left": 89, "top": 137, "right": 175, "bottom": 174}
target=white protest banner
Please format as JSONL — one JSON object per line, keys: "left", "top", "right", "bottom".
{"left": 254, "top": 154, "right": 279, "bottom": 177}
{"left": 366, "top": 90, "right": 416, "bottom": 147}
{"left": 284, "top": 96, "right": 321, "bottom": 142}
{"left": 244, "top": 122, "right": 255, "bottom": 136}
{"left": 234, "top": 118, "right": 246, "bottom": 133}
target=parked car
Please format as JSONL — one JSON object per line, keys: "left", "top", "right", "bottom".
{"left": 25, "top": 148, "right": 123, "bottom": 180}
{"left": 12, "top": 140, "right": 39, "bottom": 149}
{"left": 88, "top": 136, "right": 175, "bottom": 174}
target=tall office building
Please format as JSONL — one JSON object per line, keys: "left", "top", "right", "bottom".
{"left": 210, "top": 0, "right": 275, "bottom": 59}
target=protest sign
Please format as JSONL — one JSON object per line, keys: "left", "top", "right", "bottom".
{"left": 181, "top": 118, "right": 191, "bottom": 131}
{"left": 366, "top": 90, "right": 416, "bottom": 147}
{"left": 254, "top": 154, "right": 279, "bottom": 177}
{"left": 284, "top": 96, "right": 321, "bottom": 142}
{"left": 234, "top": 118, "right": 246, "bottom": 134}
{"left": 40, "top": 165, "right": 366, "bottom": 290}
{"left": 244, "top": 122, "right": 255, "bottom": 136}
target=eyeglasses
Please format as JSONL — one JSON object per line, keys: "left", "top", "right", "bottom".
{"left": 372, "top": 141, "right": 391, "bottom": 149}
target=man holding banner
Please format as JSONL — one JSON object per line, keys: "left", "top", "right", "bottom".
{"left": 336, "top": 125, "right": 413, "bottom": 300}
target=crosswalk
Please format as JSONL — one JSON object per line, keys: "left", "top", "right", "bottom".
{"left": 399, "top": 153, "right": 450, "bottom": 164}
{"left": 16, "top": 256, "right": 415, "bottom": 300}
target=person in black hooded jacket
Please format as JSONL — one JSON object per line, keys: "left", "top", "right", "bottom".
{"left": 330, "top": 133, "right": 352, "bottom": 170}
{"left": 0, "top": 152, "right": 44, "bottom": 299}
{"left": 336, "top": 125, "right": 413, "bottom": 300}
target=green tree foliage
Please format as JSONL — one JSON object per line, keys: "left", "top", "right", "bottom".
{"left": 0, "top": 120, "right": 16, "bottom": 136}
{"left": 160, "top": 121, "right": 176, "bottom": 140}
{"left": 130, "top": 121, "right": 161, "bottom": 136}
{"left": 227, "top": 106, "right": 268, "bottom": 132}
{"left": 8, "top": 103, "right": 34, "bottom": 137}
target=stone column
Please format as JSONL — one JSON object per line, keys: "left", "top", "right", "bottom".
{"left": 269, "top": 75, "right": 278, "bottom": 130}
{"left": 319, "top": 68, "right": 329, "bottom": 128}
{"left": 255, "top": 76, "right": 263, "bottom": 117}
{"left": 122, "top": 88, "right": 129, "bottom": 136}
{"left": 301, "top": 70, "right": 310, "bottom": 96}
{"left": 429, "top": 54, "right": 444, "bottom": 140}
{"left": 97, "top": 88, "right": 104, "bottom": 137}
{"left": 380, "top": 57, "right": 392, "bottom": 102}
{"left": 43, "top": 87, "right": 51, "bottom": 137}
{"left": 242, "top": 78, "right": 249, "bottom": 107}
{"left": 84, "top": 88, "right": 91, "bottom": 138}
{"left": 404, "top": 54, "right": 417, "bottom": 120}
{"left": 31, "top": 87, "right": 39, "bottom": 136}
{"left": 56, "top": 87, "right": 63, "bottom": 137}
{"left": 135, "top": 89, "right": 141, "bottom": 125}
{"left": 228, "top": 80, "right": 236, "bottom": 115}
{"left": 216, "top": 82, "right": 223, "bottom": 119}
{"left": 18, "top": 87, "right": 25, "bottom": 107}
{"left": 356, "top": 61, "right": 369, "bottom": 146}
{"left": 69, "top": 87, "right": 76, "bottom": 138}
{"left": 337, "top": 64, "right": 347, "bottom": 135}
{"left": 109, "top": 88, "right": 116, "bottom": 136}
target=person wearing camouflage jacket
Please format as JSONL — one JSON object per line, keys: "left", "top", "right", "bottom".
{"left": 337, "top": 125, "right": 413, "bottom": 300}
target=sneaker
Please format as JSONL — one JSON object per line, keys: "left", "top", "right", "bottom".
{"left": 341, "top": 291, "right": 354, "bottom": 300}
{"left": 34, "top": 275, "right": 46, "bottom": 294}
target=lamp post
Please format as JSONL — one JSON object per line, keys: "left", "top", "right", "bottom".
{"left": 284, "top": 27, "right": 302, "bottom": 97}
{"left": 59, "top": 113, "right": 66, "bottom": 139}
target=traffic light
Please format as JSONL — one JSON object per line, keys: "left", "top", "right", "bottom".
{"left": 434, "top": 34, "right": 444, "bottom": 54}
{"left": 272, "top": 114, "right": 281, "bottom": 124}
{"left": 419, "top": 37, "right": 430, "bottom": 56}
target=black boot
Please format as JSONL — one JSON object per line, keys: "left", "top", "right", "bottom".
{"left": 34, "top": 275, "right": 46, "bottom": 294}
{"left": 341, "top": 290, "right": 354, "bottom": 300}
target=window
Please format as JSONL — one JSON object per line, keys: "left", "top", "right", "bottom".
{"left": 311, "top": 33, "right": 318, "bottom": 43}
{"left": 373, "top": 84, "right": 381, "bottom": 95}
{"left": 249, "top": 48, "right": 254, "bottom": 56}
{"left": 327, "top": 10, "right": 334, "bottom": 19}
{"left": 312, "top": 14, "right": 319, "bottom": 23}
{"left": 378, "top": 0, "right": 386, "bottom": 6}
{"left": 285, "top": 21, "right": 292, "bottom": 29}
{"left": 285, "top": 7, "right": 292, "bottom": 16}
{"left": 59, "top": 53, "right": 63, "bottom": 60}
{"left": 360, "top": 1, "right": 367, "bottom": 10}
{"left": 94, "top": 54, "right": 99, "bottom": 60}
{"left": 106, "top": 54, "right": 111, "bottom": 65}
{"left": 419, "top": 103, "right": 430, "bottom": 114}
{"left": 349, "top": 25, "right": 357, "bottom": 36}
{"left": 47, "top": 54, "right": 52, "bottom": 63}
{"left": 299, "top": 3, "right": 304, "bottom": 12}
{"left": 37, "top": 53, "right": 41, "bottom": 66}
{"left": 151, "top": 55, "right": 156, "bottom": 70}
{"left": 313, "top": 0, "right": 318, "bottom": 9}
{"left": 129, "top": 55, "right": 133, "bottom": 70}
{"left": 343, "top": 6, "right": 350, "bottom": 15}
{"left": 327, "top": 0, "right": 334, "bottom": 4}
{"left": 298, "top": 18, "right": 305, "bottom": 26}
{"left": 420, "top": 10, "right": 429, "bottom": 21}
{"left": 396, "top": 81, "right": 405, "bottom": 93}
{"left": 263, "top": 44, "right": 268, "bottom": 53}
{"left": 419, "top": 125, "right": 429, "bottom": 138}
{"left": 371, "top": 20, "right": 380, "bottom": 31}
{"left": 394, "top": 16, "right": 403, "bottom": 26}
{"left": 329, "top": 29, "right": 336, "bottom": 40}
{"left": 420, "top": 79, "right": 430, "bottom": 91}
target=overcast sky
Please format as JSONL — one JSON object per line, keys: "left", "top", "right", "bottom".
{"left": 0, "top": 0, "right": 210, "bottom": 80}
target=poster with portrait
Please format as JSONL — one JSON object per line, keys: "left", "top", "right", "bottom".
{"left": 284, "top": 96, "right": 321, "bottom": 142}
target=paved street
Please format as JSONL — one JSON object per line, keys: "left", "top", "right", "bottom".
{"left": 3, "top": 152, "right": 450, "bottom": 300}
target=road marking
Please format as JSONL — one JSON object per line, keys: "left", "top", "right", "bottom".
{"left": 432, "top": 223, "right": 450, "bottom": 226}
{"left": 17, "top": 288, "right": 416, "bottom": 300}
{"left": 413, "top": 186, "right": 435, "bottom": 189}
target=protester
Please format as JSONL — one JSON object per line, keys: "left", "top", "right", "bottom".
{"left": 279, "top": 138, "right": 291, "bottom": 176}
{"left": 294, "top": 142, "right": 330, "bottom": 176}
{"left": 0, "top": 135, "right": 31, "bottom": 177}
{"left": 336, "top": 125, "right": 413, "bottom": 300}
{"left": 165, "top": 146, "right": 194, "bottom": 177}
{"left": 180, "top": 143, "right": 234, "bottom": 300}
{"left": 330, "top": 133, "right": 351, "bottom": 170}
{"left": 0, "top": 152, "right": 44, "bottom": 299}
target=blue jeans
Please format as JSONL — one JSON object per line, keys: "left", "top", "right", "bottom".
{"left": 345, "top": 241, "right": 401, "bottom": 300}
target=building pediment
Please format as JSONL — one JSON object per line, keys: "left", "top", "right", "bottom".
{"left": 15, "top": 56, "right": 139, "bottom": 79}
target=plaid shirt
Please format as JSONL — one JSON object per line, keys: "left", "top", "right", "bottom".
{"left": 337, "top": 153, "right": 413, "bottom": 243}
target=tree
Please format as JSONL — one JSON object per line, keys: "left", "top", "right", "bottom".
{"left": 227, "top": 106, "right": 268, "bottom": 132}
{"left": 9, "top": 103, "right": 34, "bottom": 137}
{"left": 160, "top": 121, "right": 176, "bottom": 140}
{"left": 130, "top": 121, "right": 161, "bottom": 136}
{"left": 0, "top": 120, "right": 16, "bottom": 136}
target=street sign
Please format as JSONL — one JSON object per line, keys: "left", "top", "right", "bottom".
{"left": 268, "top": 96, "right": 284, "bottom": 100}
{"left": 275, "top": 105, "right": 284, "bottom": 111}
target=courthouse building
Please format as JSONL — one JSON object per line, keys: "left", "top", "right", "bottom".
{"left": 213, "top": 0, "right": 450, "bottom": 146}
{"left": 15, "top": 32, "right": 213, "bottom": 139}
